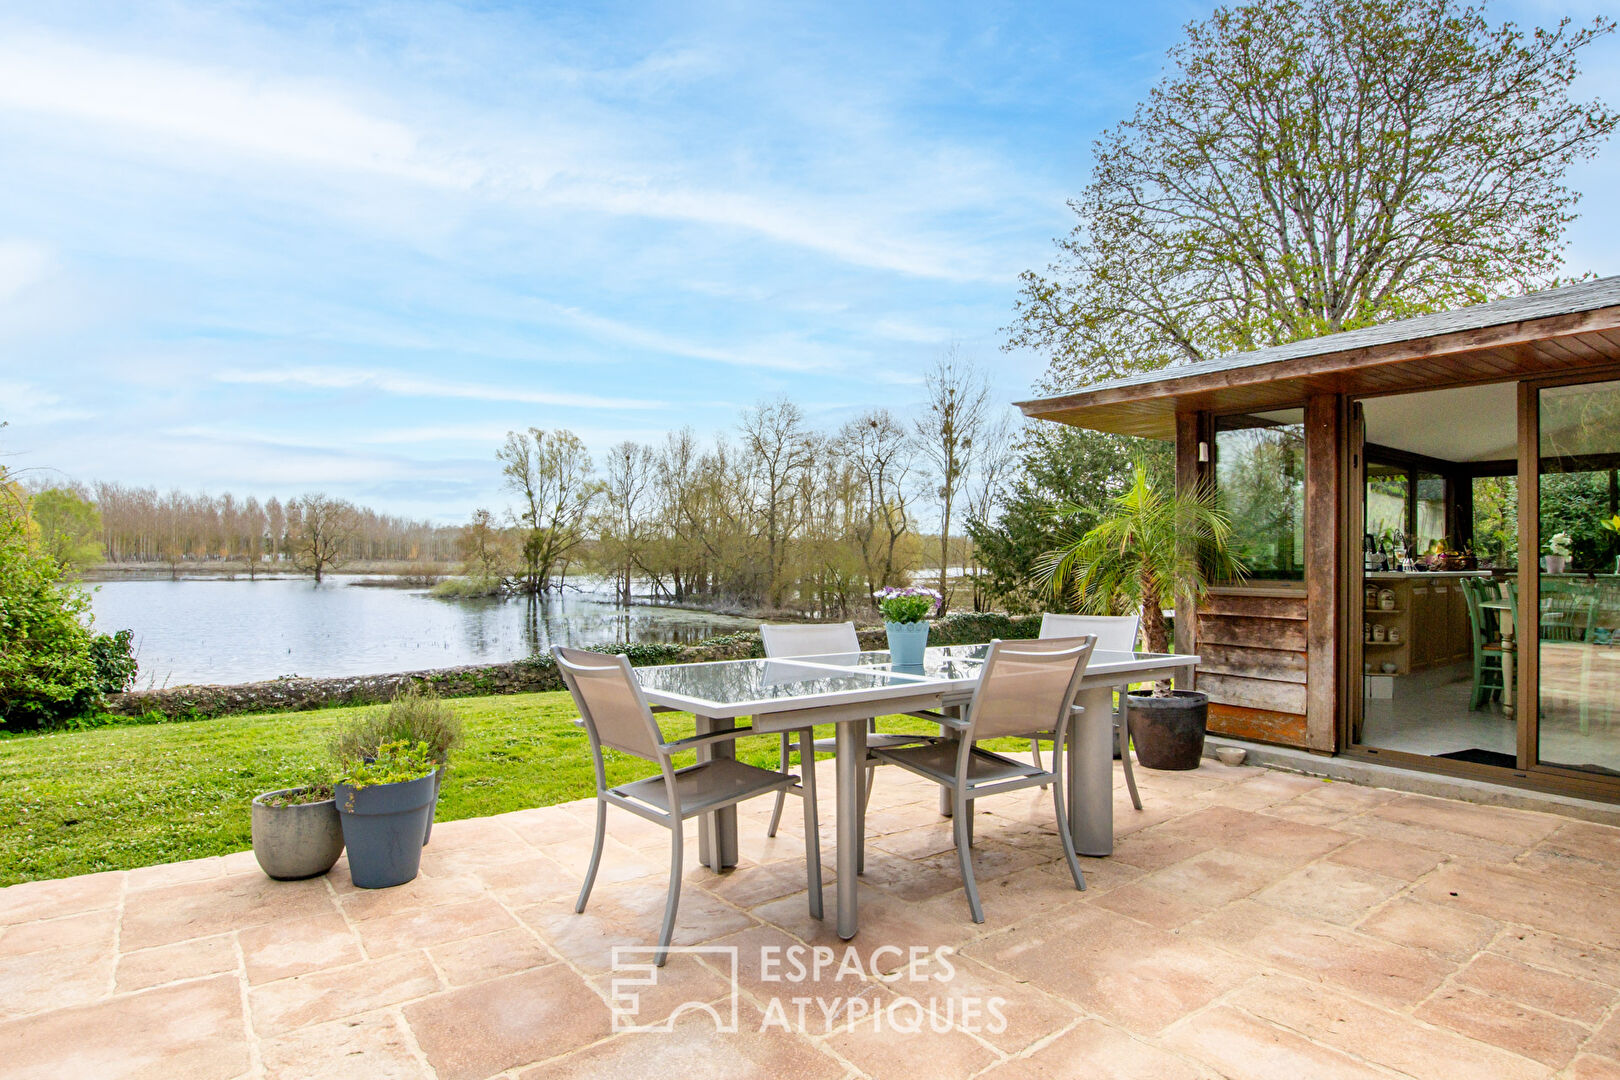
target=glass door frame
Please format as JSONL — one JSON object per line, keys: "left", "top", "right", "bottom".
{"left": 1518, "top": 366, "right": 1620, "bottom": 794}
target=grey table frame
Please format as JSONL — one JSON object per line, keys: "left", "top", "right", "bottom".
{"left": 634, "top": 647, "right": 1198, "bottom": 939}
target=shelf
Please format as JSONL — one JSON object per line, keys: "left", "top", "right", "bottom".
{"left": 1363, "top": 642, "right": 1405, "bottom": 648}
{"left": 1363, "top": 608, "right": 1404, "bottom": 615}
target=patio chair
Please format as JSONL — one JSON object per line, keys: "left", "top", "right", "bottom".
{"left": 759, "top": 622, "right": 931, "bottom": 838}
{"left": 552, "top": 645, "right": 822, "bottom": 965}
{"left": 868, "top": 636, "right": 1096, "bottom": 923}
{"left": 1461, "top": 578, "right": 1505, "bottom": 710}
{"left": 1035, "top": 613, "right": 1143, "bottom": 811}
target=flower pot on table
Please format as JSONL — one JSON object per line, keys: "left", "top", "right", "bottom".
{"left": 884, "top": 621, "right": 929, "bottom": 668}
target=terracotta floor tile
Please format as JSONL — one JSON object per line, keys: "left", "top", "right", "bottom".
{"left": 1586, "top": 1010, "right": 1620, "bottom": 1061}
{"left": 1253, "top": 861, "right": 1406, "bottom": 926}
{"left": 1539, "top": 821, "right": 1620, "bottom": 864}
{"left": 911, "top": 863, "right": 1090, "bottom": 934}
{"left": 900, "top": 952, "right": 1082, "bottom": 1055}
{"left": 870, "top": 821, "right": 962, "bottom": 860}
{"left": 694, "top": 857, "right": 828, "bottom": 909}
{"left": 115, "top": 933, "right": 239, "bottom": 993}
{"left": 1190, "top": 900, "right": 1455, "bottom": 1006}
{"left": 121, "top": 872, "right": 336, "bottom": 951}
{"left": 706, "top": 921, "right": 891, "bottom": 1008}
{"left": 1091, "top": 880, "right": 1209, "bottom": 930}
{"left": 1338, "top": 812, "right": 1527, "bottom": 863}
{"left": 353, "top": 897, "right": 517, "bottom": 958}
{"left": 963, "top": 905, "right": 1257, "bottom": 1035}
{"left": 330, "top": 870, "right": 489, "bottom": 920}
{"left": 1356, "top": 896, "right": 1499, "bottom": 961}
{"left": 1414, "top": 862, "right": 1620, "bottom": 949}
{"left": 1567, "top": 1055, "right": 1620, "bottom": 1080}
{"left": 591, "top": 949, "right": 737, "bottom": 1030}
{"left": 250, "top": 950, "right": 442, "bottom": 1034}
{"left": 1518, "top": 846, "right": 1620, "bottom": 894}
{"left": 864, "top": 840, "right": 1046, "bottom": 905}
{"left": 1371, "top": 795, "right": 1564, "bottom": 849}
{"left": 259, "top": 1009, "right": 432, "bottom": 1080}
{"left": 429, "top": 927, "right": 555, "bottom": 986}
{"left": 0, "top": 974, "right": 247, "bottom": 1080}
{"left": 124, "top": 857, "right": 228, "bottom": 893}
{"left": 0, "top": 942, "right": 117, "bottom": 1020}
{"left": 519, "top": 882, "right": 757, "bottom": 974}
{"left": 754, "top": 882, "right": 983, "bottom": 966}
{"left": 1454, "top": 952, "right": 1615, "bottom": 1025}
{"left": 0, "top": 870, "right": 124, "bottom": 926}
{"left": 239, "top": 912, "right": 363, "bottom": 984}
{"left": 822, "top": 987, "right": 1000, "bottom": 1078}
{"left": 1229, "top": 971, "right": 1548, "bottom": 1080}
{"left": 1492, "top": 928, "right": 1620, "bottom": 989}
{"left": 1416, "top": 984, "right": 1588, "bottom": 1068}
{"left": 1326, "top": 836, "right": 1448, "bottom": 880}
{"left": 467, "top": 851, "right": 582, "bottom": 908}
{"left": 977, "top": 1017, "right": 1213, "bottom": 1080}
{"left": 1199, "top": 771, "right": 1324, "bottom": 811}
{"left": 516, "top": 1000, "right": 846, "bottom": 1080}
{"left": 0, "top": 908, "right": 118, "bottom": 957}
{"left": 403, "top": 964, "right": 611, "bottom": 1080}
{"left": 1142, "top": 848, "right": 1294, "bottom": 909}
{"left": 1257, "top": 800, "right": 1360, "bottom": 828}
{"left": 1160, "top": 1003, "right": 1392, "bottom": 1080}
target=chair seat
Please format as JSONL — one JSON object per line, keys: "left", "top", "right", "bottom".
{"left": 613, "top": 758, "right": 795, "bottom": 819}
{"left": 870, "top": 740, "right": 1047, "bottom": 788}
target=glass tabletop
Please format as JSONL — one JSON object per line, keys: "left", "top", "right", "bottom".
{"left": 634, "top": 657, "right": 936, "bottom": 710}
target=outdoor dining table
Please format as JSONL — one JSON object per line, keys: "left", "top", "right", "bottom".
{"left": 633, "top": 642, "right": 1200, "bottom": 939}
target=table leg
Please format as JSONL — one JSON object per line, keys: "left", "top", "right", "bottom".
{"left": 836, "top": 720, "right": 866, "bottom": 940}
{"left": 694, "top": 714, "right": 738, "bottom": 872}
{"left": 1068, "top": 686, "right": 1115, "bottom": 857}
{"left": 1500, "top": 612, "right": 1516, "bottom": 724}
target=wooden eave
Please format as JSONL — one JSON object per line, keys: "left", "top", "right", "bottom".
{"left": 1016, "top": 304, "right": 1620, "bottom": 438}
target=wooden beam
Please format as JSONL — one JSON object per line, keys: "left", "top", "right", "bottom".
{"left": 1304, "top": 393, "right": 1341, "bottom": 753}
{"left": 1174, "top": 410, "right": 1203, "bottom": 666}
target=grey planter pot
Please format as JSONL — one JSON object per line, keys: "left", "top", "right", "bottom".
{"left": 1126, "top": 690, "right": 1209, "bottom": 771}
{"left": 423, "top": 767, "right": 445, "bottom": 846}
{"left": 251, "top": 788, "right": 344, "bottom": 880}
{"left": 336, "top": 772, "right": 436, "bottom": 889}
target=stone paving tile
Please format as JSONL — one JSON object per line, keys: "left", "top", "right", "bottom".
{"left": 1416, "top": 984, "right": 1590, "bottom": 1068}
{"left": 0, "top": 973, "right": 249, "bottom": 1080}
{"left": 1, "top": 760, "right": 1619, "bottom": 1080}
{"left": 401, "top": 964, "right": 611, "bottom": 1080}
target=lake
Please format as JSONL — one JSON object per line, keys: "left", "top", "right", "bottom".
{"left": 86, "top": 576, "right": 756, "bottom": 687}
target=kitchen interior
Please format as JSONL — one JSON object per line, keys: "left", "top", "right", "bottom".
{"left": 1353, "top": 382, "right": 1520, "bottom": 763}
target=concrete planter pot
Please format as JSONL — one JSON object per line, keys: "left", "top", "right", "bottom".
{"left": 336, "top": 772, "right": 437, "bottom": 889}
{"left": 251, "top": 788, "right": 344, "bottom": 880}
{"left": 1126, "top": 690, "right": 1208, "bottom": 771}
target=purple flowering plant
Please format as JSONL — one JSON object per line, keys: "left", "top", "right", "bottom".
{"left": 873, "top": 585, "right": 943, "bottom": 624}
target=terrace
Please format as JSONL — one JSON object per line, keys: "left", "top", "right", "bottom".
{"left": 3, "top": 756, "right": 1618, "bottom": 1080}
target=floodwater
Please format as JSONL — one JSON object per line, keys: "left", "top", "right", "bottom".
{"left": 86, "top": 575, "right": 754, "bottom": 687}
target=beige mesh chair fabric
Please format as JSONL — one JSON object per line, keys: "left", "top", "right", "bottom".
{"left": 1037, "top": 613, "right": 1145, "bottom": 810}
{"left": 868, "top": 636, "right": 1096, "bottom": 922}
{"left": 1039, "top": 613, "right": 1140, "bottom": 652}
{"left": 552, "top": 645, "right": 821, "bottom": 966}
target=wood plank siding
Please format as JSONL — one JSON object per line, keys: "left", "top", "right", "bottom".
{"left": 1195, "top": 589, "right": 1310, "bottom": 748}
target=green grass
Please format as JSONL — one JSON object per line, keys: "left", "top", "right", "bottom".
{"left": 0, "top": 691, "right": 971, "bottom": 886}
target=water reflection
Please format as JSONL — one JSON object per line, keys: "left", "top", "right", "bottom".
{"left": 87, "top": 575, "right": 755, "bottom": 687}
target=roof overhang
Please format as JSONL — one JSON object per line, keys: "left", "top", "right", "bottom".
{"left": 1017, "top": 303, "right": 1620, "bottom": 439}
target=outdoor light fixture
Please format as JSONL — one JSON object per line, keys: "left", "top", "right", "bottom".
{"left": 1197, "top": 441, "right": 1209, "bottom": 463}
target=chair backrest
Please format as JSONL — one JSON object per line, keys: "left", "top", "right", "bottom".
{"left": 760, "top": 621, "right": 860, "bottom": 660}
{"left": 1040, "top": 613, "right": 1139, "bottom": 653}
{"left": 1460, "top": 578, "right": 1493, "bottom": 650}
{"left": 552, "top": 646, "right": 664, "bottom": 761}
{"left": 966, "top": 636, "right": 1096, "bottom": 741}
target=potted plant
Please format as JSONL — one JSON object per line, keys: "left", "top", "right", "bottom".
{"left": 1603, "top": 515, "right": 1620, "bottom": 575}
{"left": 873, "top": 585, "right": 942, "bottom": 668}
{"left": 251, "top": 783, "right": 343, "bottom": 880}
{"left": 333, "top": 739, "right": 439, "bottom": 889}
{"left": 1545, "top": 531, "right": 1573, "bottom": 575}
{"left": 329, "top": 685, "right": 462, "bottom": 844}
{"left": 1036, "top": 463, "right": 1244, "bottom": 770}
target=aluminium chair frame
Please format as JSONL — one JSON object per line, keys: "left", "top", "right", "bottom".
{"left": 553, "top": 646, "right": 823, "bottom": 966}
{"left": 1031, "top": 613, "right": 1143, "bottom": 811}
{"left": 870, "top": 636, "right": 1096, "bottom": 924}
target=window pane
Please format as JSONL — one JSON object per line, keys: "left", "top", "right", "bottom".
{"left": 1536, "top": 378, "right": 1620, "bottom": 775}
{"left": 1415, "top": 471, "right": 1447, "bottom": 552}
{"left": 1215, "top": 409, "right": 1306, "bottom": 581}
{"left": 1366, "top": 464, "right": 1408, "bottom": 538}
{"left": 1471, "top": 476, "right": 1518, "bottom": 568}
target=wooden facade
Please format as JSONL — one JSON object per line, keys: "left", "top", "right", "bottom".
{"left": 1018, "top": 279, "right": 1620, "bottom": 801}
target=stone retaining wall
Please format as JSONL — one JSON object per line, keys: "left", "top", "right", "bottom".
{"left": 107, "top": 612, "right": 1042, "bottom": 720}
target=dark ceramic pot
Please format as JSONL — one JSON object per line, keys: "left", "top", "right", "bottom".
{"left": 335, "top": 772, "right": 436, "bottom": 889}
{"left": 1125, "top": 690, "right": 1208, "bottom": 771}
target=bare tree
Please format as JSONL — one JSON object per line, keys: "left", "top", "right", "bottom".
{"left": 456, "top": 508, "right": 510, "bottom": 587}
{"left": 962, "top": 411, "right": 1017, "bottom": 612}
{"left": 598, "top": 441, "right": 655, "bottom": 606}
{"left": 840, "top": 408, "right": 915, "bottom": 597}
{"left": 739, "top": 398, "right": 813, "bottom": 608}
{"left": 913, "top": 349, "right": 991, "bottom": 609}
{"left": 292, "top": 493, "right": 361, "bottom": 583}
{"left": 498, "top": 428, "right": 601, "bottom": 594}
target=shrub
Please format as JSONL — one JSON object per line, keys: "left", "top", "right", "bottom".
{"left": 90, "top": 629, "right": 138, "bottom": 694}
{"left": 334, "top": 739, "right": 436, "bottom": 790}
{"left": 330, "top": 685, "right": 463, "bottom": 766}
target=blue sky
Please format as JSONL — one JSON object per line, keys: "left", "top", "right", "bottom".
{"left": 2, "top": 1, "right": 1617, "bottom": 522}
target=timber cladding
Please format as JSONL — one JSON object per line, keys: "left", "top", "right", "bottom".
{"left": 1195, "top": 589, "right": 1309, "bottom": 747}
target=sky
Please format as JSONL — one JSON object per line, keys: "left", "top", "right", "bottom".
{"left": 2, "top": 1, "right": 1617, "bottom": 523}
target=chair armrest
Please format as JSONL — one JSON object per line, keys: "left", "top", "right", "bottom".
{"left": 660, "top": 727, "right": 757, "bottom": 753}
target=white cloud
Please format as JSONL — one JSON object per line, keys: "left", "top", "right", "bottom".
{"left": 0, "top": 241, "right": 52, "bottom": 303}
{"left": 0, "top": 378, "right": 93, "bottom": 424}
{"left": 212, "top": 367, "right": 663, "bottom": 411}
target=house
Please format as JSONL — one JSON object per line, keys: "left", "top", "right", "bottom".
{"left": 1019, "top": 277, "right": 1620, "bottom": 801}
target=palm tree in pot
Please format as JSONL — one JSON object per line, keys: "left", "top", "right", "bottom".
{"left": 1035, "top": 463, "right": 1243, "bottom": 769}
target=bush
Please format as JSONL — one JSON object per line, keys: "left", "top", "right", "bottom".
{"left": 0, "top": 502, "right": 127, "bottom": 728}
{"left": 330, "top": 685, "right": 464, "bottom": 765}
{"left": 90, "top": 629, "right": 138, "bottom": 694}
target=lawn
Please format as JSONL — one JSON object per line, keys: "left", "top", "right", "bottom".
{"left": 0, "top": 691, "right": 970, "bottom": 886}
